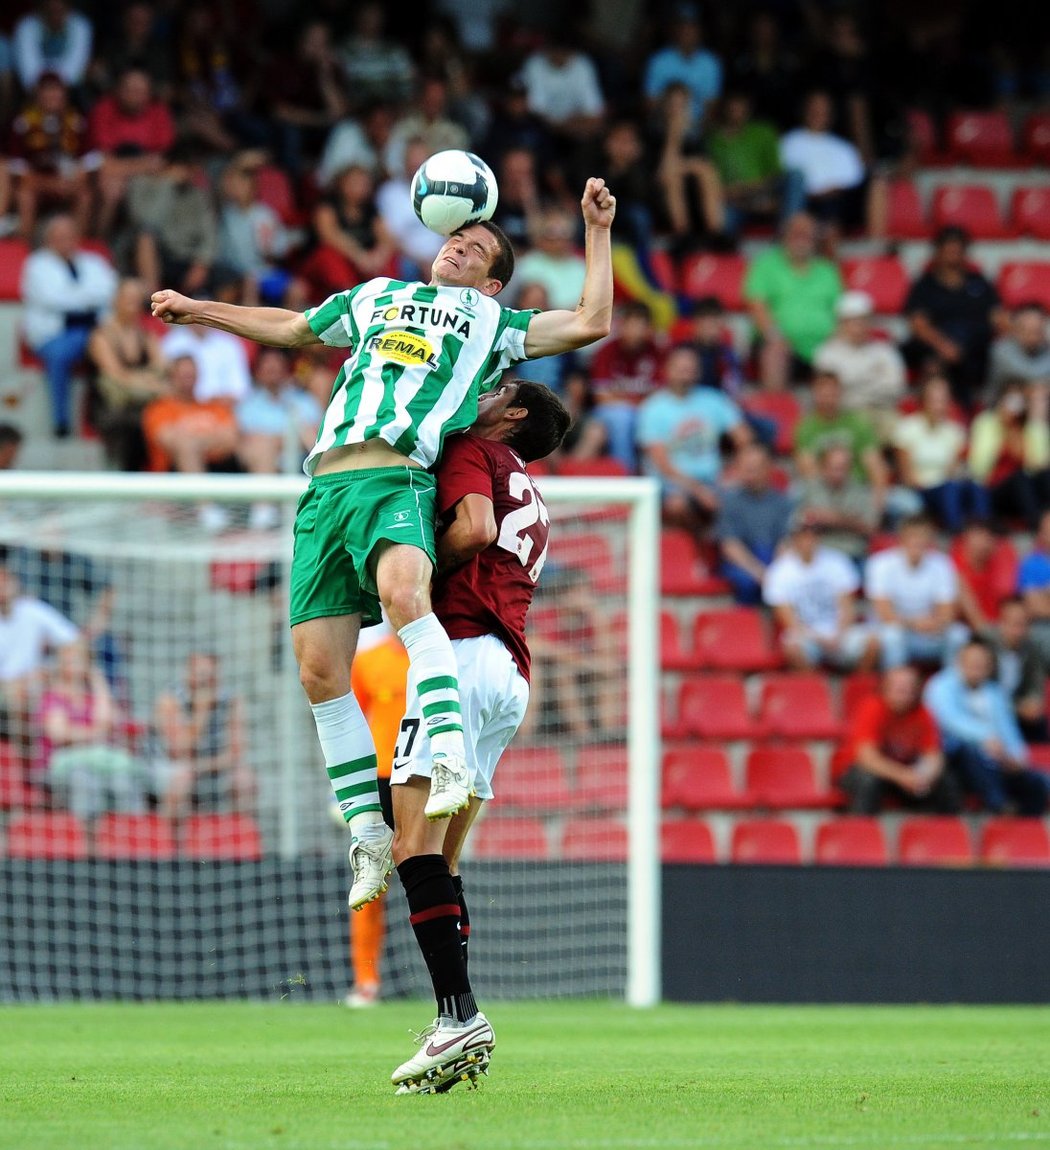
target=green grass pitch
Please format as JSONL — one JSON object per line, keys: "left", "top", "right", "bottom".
{"left": 2, "top": 1002, "right": 1047, "bottom": 1150}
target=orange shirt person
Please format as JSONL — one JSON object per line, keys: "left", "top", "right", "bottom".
{"left": 142, "top": 353, "right": 238, "bottom": 472}
{"left": 345, "top": 622, "right": 409, "bottom": 1007}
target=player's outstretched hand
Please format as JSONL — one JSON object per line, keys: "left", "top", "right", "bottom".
{"left": 150, "top": 289, "right": 199, "bottom": 325}
{"left": 581, "top": 177, "right": 616, "bottom": 229}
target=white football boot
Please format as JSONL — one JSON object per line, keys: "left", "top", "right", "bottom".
{"left": 391, "top": 1013, "right": 495, "bottom": 1091}
{"left": 347, "top": 825, "right": 394, "bottom": 910}
{"left": 424, "top": 750, "right": 473, "bottom": 820}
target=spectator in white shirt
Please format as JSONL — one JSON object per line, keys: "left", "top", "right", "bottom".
{"left": 160, "top": 325, "right": 252, "bottom": 404}
{"left": 515, "top": 207, "right": 586, "bottom": 312}
{"left": 764, "top": 517, "right": 878, "bottom": 670}
{"left": 375, "top": 137, "right": 444, "bottom": 276}
{"left": 382, "top": 77, "right": 469, "bottom": 186}
{"left": 813, "top": 291, "right": 906, "bottom": 438}
{"left": 20, "top": 213, "right": 117, "bottom": 436}
{"left": 779, "top": 90, "right": 884, "bottom": 236}
{"left": 893, "top": 374, "right": 989, "bottom": 534}
{"left": 13, "top": 0, "right": 92, "bottom": 90}
{"left": 317, "top": 103, "right": 394, "bottom": 189}
{"left": 865, "top": 513, "right": 969, "bottom": 668}
{"left": 521, "top": 35, "right": 605, "bottom": 149}
{"left": 0, "top": 557, "right": 79, "bottom": 715}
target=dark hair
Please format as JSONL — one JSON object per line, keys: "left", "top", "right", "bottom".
{"left": 934, "top": 224, "right": 970, "bottom": 248}
{"left": 690, "top": 295, "right": 723, "bottom": 318}
{"left": 0, "top": 423, "right": 23, "bottom": 448}
{"left": 900, "top": 512, "right": 935, "bottom": 532}
{"left": 453, "top": 219, "right": 514, "bottom": 290}
{"left": 1000, "top": 594, "right": 1026, "bottom": 611}
{"left": 1014, "top": 300, "right": 1046, "bottom": 316}
{"left": 622, "top": 300, "right": 652, "bottom": 322}
{"left": 503, "top": 381, "right": 571, "bottom": 462}
{"left": 962, "top": 636, "right": 994, "bottom": 658}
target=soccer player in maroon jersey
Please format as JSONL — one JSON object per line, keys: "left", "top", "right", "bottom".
{"left": 387, "top": 379, "right": 571, "bottom": 1093}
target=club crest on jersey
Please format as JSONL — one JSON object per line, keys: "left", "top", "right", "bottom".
{"left": 368, "top": 329, "right": 440, "bottom": 368}
{"left": 371, "top": 304, "right": 472, "bottom": 337}
{"left": 459, "top": 288, "right": 479, "bottom": 308}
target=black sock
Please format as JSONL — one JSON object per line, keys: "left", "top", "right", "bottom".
{"left": 451, "top": 873, "right": 470, "bottom": 970}
{"left": 397, "top": 854, "right": 476, "bottom": 1023}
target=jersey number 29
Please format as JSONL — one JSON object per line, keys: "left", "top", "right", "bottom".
{"left": 496, "top": 471, "right": 550, "bottom": 584}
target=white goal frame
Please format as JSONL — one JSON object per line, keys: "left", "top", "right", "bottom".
{"left": 0, "top": 471, "right": 662, "bottom": 1006}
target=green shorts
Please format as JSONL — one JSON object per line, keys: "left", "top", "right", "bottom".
{"left": 289, "top": 466, "right": 437, "bottom": 628}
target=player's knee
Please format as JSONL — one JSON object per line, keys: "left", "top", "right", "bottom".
{"left": 391, "top": 824, "right": 424, "bottom": 866}
{"left": 381, "top": 585, "right": 430, "bottom": 631}
{"left": 297, "top": 647, "right": 346, "bottom": 703}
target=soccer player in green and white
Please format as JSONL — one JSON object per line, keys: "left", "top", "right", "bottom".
{"left": 151, "top": 176, "right": 617, "bottom": 910}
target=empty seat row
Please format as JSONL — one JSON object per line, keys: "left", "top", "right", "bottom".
{"left": 663, "top": 745, "right": 838, "bottom": 810}
{"left": 663, "top": 673, "right": 842, "bottom": 741}
{"left": 910, "top": 108, "right": 1050, "bottom": 167}
{"left": 3, "top": 812, "right": 263, "bottom": 860}
{"left": 661, "top": 607, "right": 782, "bottom": 672}
{"left": 472, "top": 814, "right": 1050, "bottom": 866}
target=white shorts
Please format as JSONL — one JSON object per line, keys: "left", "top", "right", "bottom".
{"left": 390, "top": 634, "right": 529, "bottom": 801}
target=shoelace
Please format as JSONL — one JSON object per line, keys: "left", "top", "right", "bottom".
{"left": 409, "top": 1021, "right": 439, "bottom": 1047}
{"left": 430, "top": 759, "right": 458, "bottom": 793}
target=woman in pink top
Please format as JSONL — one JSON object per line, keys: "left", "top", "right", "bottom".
{"left": 39, "top": 641, "right": 143, "bottom": 820}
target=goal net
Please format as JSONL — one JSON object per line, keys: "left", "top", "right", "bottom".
{"left": 0, "top": 472, "right": 659, "bottom": 1005}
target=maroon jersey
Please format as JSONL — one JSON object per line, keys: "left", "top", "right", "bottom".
{"left": 433, "top": 433, "right": 550, "bottom": 683}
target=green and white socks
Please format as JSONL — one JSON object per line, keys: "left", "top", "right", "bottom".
{"left": 398, "top": 614, "right": 466, "bottom": 759}
{"left": 311, "top": 692, "right": 384, "bottom": 838}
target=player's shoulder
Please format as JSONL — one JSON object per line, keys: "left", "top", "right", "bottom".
{"left": 443, "top": 431, "right": 525, "bottom": 472}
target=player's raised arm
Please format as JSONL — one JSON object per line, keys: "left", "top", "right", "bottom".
{"left": 523, "top": 177, "right": 616, "bottom": 359}
{"left": 150, "top": 290, "right": 320, "bottom": 348}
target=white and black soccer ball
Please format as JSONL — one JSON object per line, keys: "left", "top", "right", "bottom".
{"left": 411, "top": 150, "right": 498, "bottom": 236}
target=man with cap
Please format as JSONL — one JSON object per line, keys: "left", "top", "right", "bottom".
{"left": 814, "top": 289, "right": 906, "bottom": 440}
{"left": 763, "top": 510, "right": 878, "bottom": 671}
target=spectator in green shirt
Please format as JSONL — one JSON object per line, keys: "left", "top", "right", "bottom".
{"left": 744, "top": 212, "right": 842, "bottom": 389}
{"left": 707, "top": 90, "right": 806, "bottom": 237}
{"left": 794, "top": 369, "right": 888, "bottom": 517}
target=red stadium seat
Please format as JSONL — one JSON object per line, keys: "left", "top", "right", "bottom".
{"left": 660, "top": 530, "right": 727, "bottom": 596}
{"left": 744, "top": 746, "right": 837, "bottom": 809}
{"left": 647, "top": 248, "right": 677, "bottom": 293}
{"left": 886, "top": 181, "right": 927, "bottom": 239}
{"left": 556, "top": 457, "right": 629, "bottom": 478}
{"left": 840, "top": 256, "right": 910, "bottom": 314}
{"left": 6, "top": 812, "right": 88, "bottom": 860}
{"left": 756, "top": 674, "right": 843, "bottom": 740}
{"left": 1009, "top": 187, "right": 1050, "bottom": 241}
{"left": 947, "top": 111, "right": 1017, "bottom": 167}
{"left": 491, "top": 747, "right": 575, "bottom": 812}
{"left": 661, "top": 819, "right": 717, "bottom": 863}
{"left": 671, "top": 676, "right": 753, "bottom": 741}
{"left": 978, "top": 818, "right": 1050, "bottom": 867}
{"left": 550, "top": 531, "right": 620, "bottom": 594}
{"left": 210, "top": 561, "right": 266, "bottom": 594}
{"left": 842, "top": 672, "right": 880, "bottom": 721}
{"left": 94, "top": 813, "right": 178, "bottom": 860}
{"left": 470, "top": 816, "right": 549, "bottom": 859}
{"left": 1027, "top": 744, "right": 1050, "bottom": 771}
{"left": 0, "top": 741, "right": 41, "bottom": 810}
{"left": 692, "top": 607, "right": 780, "bottom": 672}
{"left": 662, "top": 746, "right": 752, "bottom": 811}
{"left": 660, "top": 610, "right": 698, "bottom": 671}
{"left": 814, "top": 818, "right": 889, "bottom": 866}
{"left": 179, "top": 814, "right": 263, "bottom": 861}
{"left": 906, "top": 109, "right": 944, "bottom": 166}
{"left": 560, "top": 818, "right": 628, "bottom": 861}
{"left": 255, "top": 164, "right": 300, "bottom": 224}
{"left": 680, "top": 253, "right": 747, "bottom": 311}
{"left": 930, "top": 185, "right": 1013, "bottom": 240}
{"left": 575, "top": 746, "right": 628, "bottom": 811}
{"left": 996, "top": 263, "right": 1050, "bottom": 312}
{"left": 897, "top": 817, "right": 973, "bottom": 866}
{"left": 730, "top": 819, "right": 802, "bottom": 864}
{"left": 0, "top": 237, "right": 30, "bottom": 301}
{"left": 740, "top": 390, "right": 801, "bottom": 456}
{"left": 1022, "top": 112, "right": 1050, "bottom": 165}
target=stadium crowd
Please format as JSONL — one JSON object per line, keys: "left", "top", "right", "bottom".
{"left": 3, "top": 0, "right": 1050, "bottom": 847}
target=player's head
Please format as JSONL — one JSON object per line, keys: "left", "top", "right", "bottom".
{"left": 475, "top": 379, "right": 571, "bottom": 462}
{"left": 431, "top": 220, "right": 514, "bottom": 296}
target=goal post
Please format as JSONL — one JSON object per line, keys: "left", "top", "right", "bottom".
{"left": 0, "top": 471, "right": 661, "bottom": 1005}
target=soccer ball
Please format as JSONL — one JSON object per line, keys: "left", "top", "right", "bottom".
{"left": 411, "top": 150, "right": 498, "bottom": 236}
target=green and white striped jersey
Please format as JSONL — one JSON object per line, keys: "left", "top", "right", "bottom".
{"left": 303, "top": 278, "right": 534, "bottom": 473}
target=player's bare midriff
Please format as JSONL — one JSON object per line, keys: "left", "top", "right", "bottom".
{"left": 313, "top": 440, "right": 425, "bottom": 475}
